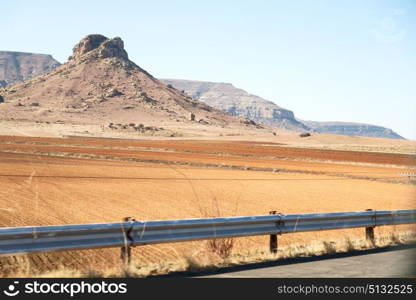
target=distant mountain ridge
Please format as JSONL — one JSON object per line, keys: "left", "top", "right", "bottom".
{"left": 161, "top": 79, "right": 308, "bottom": 131}
{"left": 0, "top": 51, "right": 60, "bottom": 87}
{"left": 303, "top": 121, "right": 404, "bottom": 139}
{"left": 162, "top": 79, "right": 405, "bottom": 140}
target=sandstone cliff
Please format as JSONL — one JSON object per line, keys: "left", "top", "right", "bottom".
{"left": 0, "top": 51, "right": 60, "bottom": 87}
{"left": 161, "top": 79, "right": 308, "bottom": 131}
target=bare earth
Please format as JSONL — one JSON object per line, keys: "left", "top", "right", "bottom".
{"left": 0, "top": 135, "right": 415, "bottom": 276}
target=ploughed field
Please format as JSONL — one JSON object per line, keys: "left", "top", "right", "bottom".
{"left": 1, "top": 135, "right": 415, "bottom": 166}
{"left": 0, "top": 136, "right": 415, "bottom": 275}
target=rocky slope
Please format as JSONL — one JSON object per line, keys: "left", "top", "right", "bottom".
{"left": 303, "top": 121, "right": 404, "bottom": 139}
{"left": 0, "top": 35, "right": 268, "bottom": 137}
{"left": 0, "top": 51, "right": 60, "bottom": 87}
{"left": 161, "top": 79, "right": 308, "bottom": 131}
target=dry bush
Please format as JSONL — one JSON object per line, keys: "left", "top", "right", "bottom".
{"left": 170, "top": 167, "right": 239, "bottom": 261}
{"left": 389, "top": 233, "right": 402, "bottom": 245}
{"left": 322, "top": 241, "right": 337, "bottom": 254}
{"left": 164, "top": 167, "right": 237, "bottom": 261}
{"left": 345, "top": 238, "right": 356, "bottom": 252}
{"left": 199, "top": 197, "right": 236, "bottom": 260}
{"left": 206, "top": 237, "right": 234, "bottom": 260}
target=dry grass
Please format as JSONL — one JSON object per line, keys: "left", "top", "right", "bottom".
{"left": 3, "top": 231, "right": 415, "bottom": 278}
{"left": 0, "top": 137, "right": 415, "bottom": 277}
{"left": 0, "top": 151, "right": 415, "bottom": 276}
{"left": 206, "top": 238, "right": 234, "bottom": 260}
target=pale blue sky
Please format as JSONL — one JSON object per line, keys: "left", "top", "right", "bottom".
{"left": 2, "top": 0, "right": 415, "bottom": 139}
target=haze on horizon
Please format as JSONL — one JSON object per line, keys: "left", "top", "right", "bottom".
{"left": 2, "top": 0, "right": 415, "bottom": 139}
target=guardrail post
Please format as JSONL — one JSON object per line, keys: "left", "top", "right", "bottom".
{"left": 365, "top": 209, "right": 375, "bottom": 246}
{"left": 121, "top": 217, "right": 135, "bottom": 265}
{"left": 269, "top": 211, "right": 279, "bottom": 254}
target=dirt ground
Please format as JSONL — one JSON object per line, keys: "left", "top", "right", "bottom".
{"left": 1, "top": 120, "right": 416, "bottom": 154}
{"left": 0, "top": 136, "right": 415, "bottom": 275}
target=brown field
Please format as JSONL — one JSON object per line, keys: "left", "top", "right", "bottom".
{"left": 0, "top": 136, "right": 415, "bottom": 276}
{"left": 1, "top": 135, "right": 416, "bottom": 165}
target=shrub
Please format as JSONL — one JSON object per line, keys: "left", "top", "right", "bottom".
{"left": 206, "top": 238, "right": 234, "bottom": 259}
{"left": 299, "top": 132, "right": 311, "bottom": 138}
{"left": 323, "top": 241, "right": 336, "bottom": 254}
{"left": 200, "top": 197, "right": 235, "bottom": 259}
{"left": 390, "top": 233, "right": 401, "bottom": 245}
{"left": 345, "top": 238, "right": 356, "bottom": 252}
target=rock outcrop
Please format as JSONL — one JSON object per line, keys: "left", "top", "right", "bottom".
{"left": 69, "top": 35, "right": 128, "bottom": 61}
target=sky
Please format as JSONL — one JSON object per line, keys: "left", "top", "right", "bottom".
{"left": 2, "top": 0, "right": 416, "bottom": 139}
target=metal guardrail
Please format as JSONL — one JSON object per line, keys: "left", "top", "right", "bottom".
{"left": 0, "top": 209, "right": 415, "bottom": 260}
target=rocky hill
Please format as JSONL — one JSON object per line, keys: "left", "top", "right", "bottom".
{"left": 303, "top": 121, "right": 404, "bottom": 139}
{"left": 0, "top": 51, "right": 60, "bottom": 87}
{"left": 161, "top": 79, "right": 308, "bottom": 131}
{"left": 0, "top": 47, "right": 405, "bottom": 140}
{"left": 0, "top": 35, "right": 268, "bottom": 137}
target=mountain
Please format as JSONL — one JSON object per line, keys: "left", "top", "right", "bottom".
{"left": 303, "top": 121, "right": 404, "bottom": 139}
{"left": 162, "top": 79, "right": 405, "bottom": 139}
{"left": 0, "top": 46, "right": 405, "bottom": 140}
{"left": 0, "top": 51, "right": 60, "bottom": 87}
{"left": 161, "top": 79, "right": 308, "bottom": 131}
{"left": 0, "top": 34, "right": 267, "bottom": 136}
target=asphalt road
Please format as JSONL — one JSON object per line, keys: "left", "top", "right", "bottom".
{"left": 200, "top": 245, "right": 416, "bottom": 278}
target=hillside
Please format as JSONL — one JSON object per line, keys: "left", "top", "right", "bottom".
{"left": 161, "top": 79, "right": 308, "bottom": 131}
{"left": 0, "top": 35, "right": 269, "bottom": 137}
{"left": 303, "top": 121, "right": 404, "bottom": 140}
{"left": 0, "top": 51, "right": 60, "bottom": 87}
